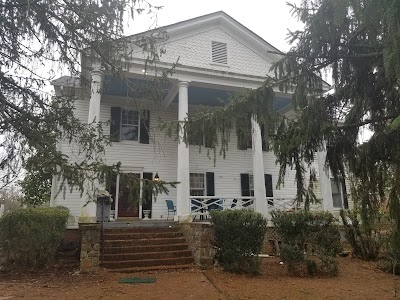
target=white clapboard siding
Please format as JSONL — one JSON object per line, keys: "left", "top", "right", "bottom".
{"left": 53, "top": 96, "right": 322, "bottom": 225}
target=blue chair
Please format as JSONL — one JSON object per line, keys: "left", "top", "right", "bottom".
{"left": 165, "top": 200, "right": 176, "bottom": 220}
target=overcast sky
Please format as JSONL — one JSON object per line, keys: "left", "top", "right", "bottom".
{"left": 128, "top": 0, "right": 303, "bottom": 52}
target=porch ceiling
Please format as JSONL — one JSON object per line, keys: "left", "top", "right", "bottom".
{"left": 102, "top": 75, "right": 291, "bottom": 111}
{"left": 172, "top": 86, "right": 292, "bottom": 111}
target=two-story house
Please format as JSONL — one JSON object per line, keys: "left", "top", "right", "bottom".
{"left": 50, "top": 11, "right": 349, "bottom": 227}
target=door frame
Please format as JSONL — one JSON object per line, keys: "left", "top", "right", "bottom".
{"left": 114, "top": 169, "right": 144, "bottom": 220}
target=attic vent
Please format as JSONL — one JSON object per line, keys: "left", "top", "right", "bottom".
{"left": 211, "top": 41, "right": 228, "bottom": 64}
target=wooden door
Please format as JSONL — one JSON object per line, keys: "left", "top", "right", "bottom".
{"left": 118, "top": 173, "right": 140, "bottom": 217}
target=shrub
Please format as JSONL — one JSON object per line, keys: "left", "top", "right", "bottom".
{"left": 340, "top": 209, "right": 383, "bottom": 260}
{"left": 210, "top": 210, "right": 267, "bottom": 274}
{"left": 272, "top": 211, "right": 341, "bottom": 276}
{"left": 0, "top": 207, "right": 69, "bottom": 269}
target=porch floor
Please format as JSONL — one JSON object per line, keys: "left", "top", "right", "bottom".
{"left": 102, "top": 219, "right": 178, "bottom": 228}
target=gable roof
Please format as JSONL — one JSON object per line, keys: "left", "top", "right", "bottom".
{"left": 126, "top": 11, "right": 283, "bottom": 63}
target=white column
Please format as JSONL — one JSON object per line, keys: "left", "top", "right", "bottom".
{"left": 176, "top": 81, "right": 191, "bottom": 222}
{"left": 88, "top": 69, "right": 102, "bottom": 124}
{"left": 317, "top": 148, "right": 334, "bottom": 212}
{"left": 79, "top": 67, "right": 103, "bottom": 223}
{"left": 251, "top": 117, "right": 267, "bottom": 215}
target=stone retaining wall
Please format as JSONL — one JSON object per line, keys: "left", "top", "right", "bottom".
{"left": 79, "top": 223, "right": 100, "bottom": 272}
{"left": 179, "top": 223, "right": 216, "bottom": 269}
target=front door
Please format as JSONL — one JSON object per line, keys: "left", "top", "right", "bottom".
{"left": 118, "top": 173, "right": 140, "bottom": 217}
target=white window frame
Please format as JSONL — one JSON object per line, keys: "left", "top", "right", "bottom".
{"left": 120, "top": 109, "right": 140, "bottom": 141}
{"left": 331, "top": 179, "right": 346, "bottom": 209}
{"left": 190, "top": 173, "right": 206, "bottom": 196}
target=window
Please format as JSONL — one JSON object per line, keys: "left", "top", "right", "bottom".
{"left": 211, "top": 41, "right": 228, "bottom": 64}
{"left": 121, "top": 109, "right": 139, "bottom": 141}
{"left": 240, "top": 173, "right": 273, "bottom": 197}
{"left": 331, "top": 179, "right": 348, "bottom": 209}
{"left": 110, "top": 107, "right": 150, "bottom": 144}
{"left": 190, "top": 173, "right": 205, "bottom": 196}
{"left": 249, "top": 175, "right": 255, "bottom": 196}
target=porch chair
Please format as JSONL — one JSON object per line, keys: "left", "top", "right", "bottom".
{"left": 165, "top": 199, "right": 176, "bottom": 220}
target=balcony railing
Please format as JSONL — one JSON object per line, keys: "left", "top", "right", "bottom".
{"left": 189, "top": 196, "right": 297, "bottom": 220}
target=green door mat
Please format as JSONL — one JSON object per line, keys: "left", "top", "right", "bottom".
{"left": 118, "top": 277, "right": 157, "bottom": 284}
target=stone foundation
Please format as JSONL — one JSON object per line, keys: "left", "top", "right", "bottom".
{"left": 79, "top": 223, "right": 100, "bottom": 273}
{"left": 180, "top": 223, "right": 216, "bottom": 269}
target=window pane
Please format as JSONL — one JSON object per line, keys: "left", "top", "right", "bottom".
{"left": 190, "top": 189, "right": 204, "bottom": 197}
{"left": 249, "top": 175, "right": 254, "bottom": 190}
{"left": 122, "top": 110, "right": 139, "bottom": 125}
{"left": 249, "top": 174, "right": 254, "bottom": 196}
{"left": 331, "top": 179, "right": 343, "bottom": 208}
{"left": 190, "top": 173, "right": 205, "bottom": 196}
{"left": 190, "top": 173, "right": 204, "bottom": 189}
{"left": 332, "top": 194, "right": 343, "bottom": 208}
{"left": 121, "top": 125, "right": 138, "bottom": 140}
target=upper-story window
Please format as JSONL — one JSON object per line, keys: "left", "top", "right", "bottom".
{"left": 211, "top": 41, "right": 228, "bottom": 64}
{"left": 110, "top": 107, "right": 150, "bottom": 144}
{"left": 121, "top": 109, "right": 139, "bottom": 141}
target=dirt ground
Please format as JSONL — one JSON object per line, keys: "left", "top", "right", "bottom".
{"left": 0, "top": 257, "right": 399, "bottom": 300}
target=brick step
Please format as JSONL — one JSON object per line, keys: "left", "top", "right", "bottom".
{"left": 103, "top": 232, "right": 183, "bottom": 240}
{"left": 104, "top": 237, "right": 186, "bottom": 247}
{"left": 101, "top": 257, "right": 194, "bottom": 269}
{"left": 102, "top": 250, "right": 192, "bottom": 262}
{"left": 108, "top": 264, "right": 195, "bottom": 273}
{"left": 103, "top": 243, "right": 189, "bottom": 254}
{"left": 104, "top": 227, "right": 179, "bottom": 234}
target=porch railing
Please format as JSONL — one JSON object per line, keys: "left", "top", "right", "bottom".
{"left": 189, "top": 196, "right": 297, "bottom": 219}
{"left": 266, "top": 197, "right": 297, "bottom": 212}
{"left": 190, "top": 196, "right": 255, "bottom": 219}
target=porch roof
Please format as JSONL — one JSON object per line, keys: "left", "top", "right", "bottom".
{"left": 103, "top": 76, "right": 292, "bottom": 111}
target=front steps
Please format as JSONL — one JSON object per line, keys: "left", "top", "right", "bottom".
{"left": 101, "top": 227, "right": 194, "bottom": 272}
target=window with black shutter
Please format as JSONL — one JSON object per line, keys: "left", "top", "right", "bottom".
{"left": 109, "top": 107, "right": 150, "bottom": 144}
{"left": 240, "top": 173, "right": 273, "bottom": 198}
{"left": 110, "top": 107, "right": 121, "bottom": 142}
{"left": 240, "top": 173, "right": 251, "bottom": 196}
{"left": 142, "top": 172, "right": 153, "bottom": 218}
{"left": 140, "top": 110, "right": 150, "bottom": 144}
{"left": 206, "top": 172, "right": 215, "bottom": 196}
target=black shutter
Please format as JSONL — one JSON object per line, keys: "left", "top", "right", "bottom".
{"left": 142, "top": 173, "right": 153, "bottom": 217}
{"left": 206, "top": 172, "right": 215, "bottom": 196}
{"left": 342, "top": 179, "right": 349, "bottom": 209}
{"left": 240, "top": 173, "right": 250, "bottom": 196}
{"left": 261, "top": 125, "right": 267, "bottom": 151}
{"left": 265, "top": 174, "right": 273, "bottom": 197}
{"left": 140, "top": 110, "right": 150, "bottom": 144}
{"left": 110, "top": 107, "right": 121, "bottom": 142}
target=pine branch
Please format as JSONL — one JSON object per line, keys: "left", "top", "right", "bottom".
{"left": 267, "top": 50, "right": 383, "bottom": 59}
{"left": 0, "top": 0, "right": 40, "bottom": 8}
{"left": 339, "top": 114, "right": 399, "bottom": 130}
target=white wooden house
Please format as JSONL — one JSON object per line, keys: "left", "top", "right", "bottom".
{"left": 50, "top": 11, "right": 349, "bottom": 227}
